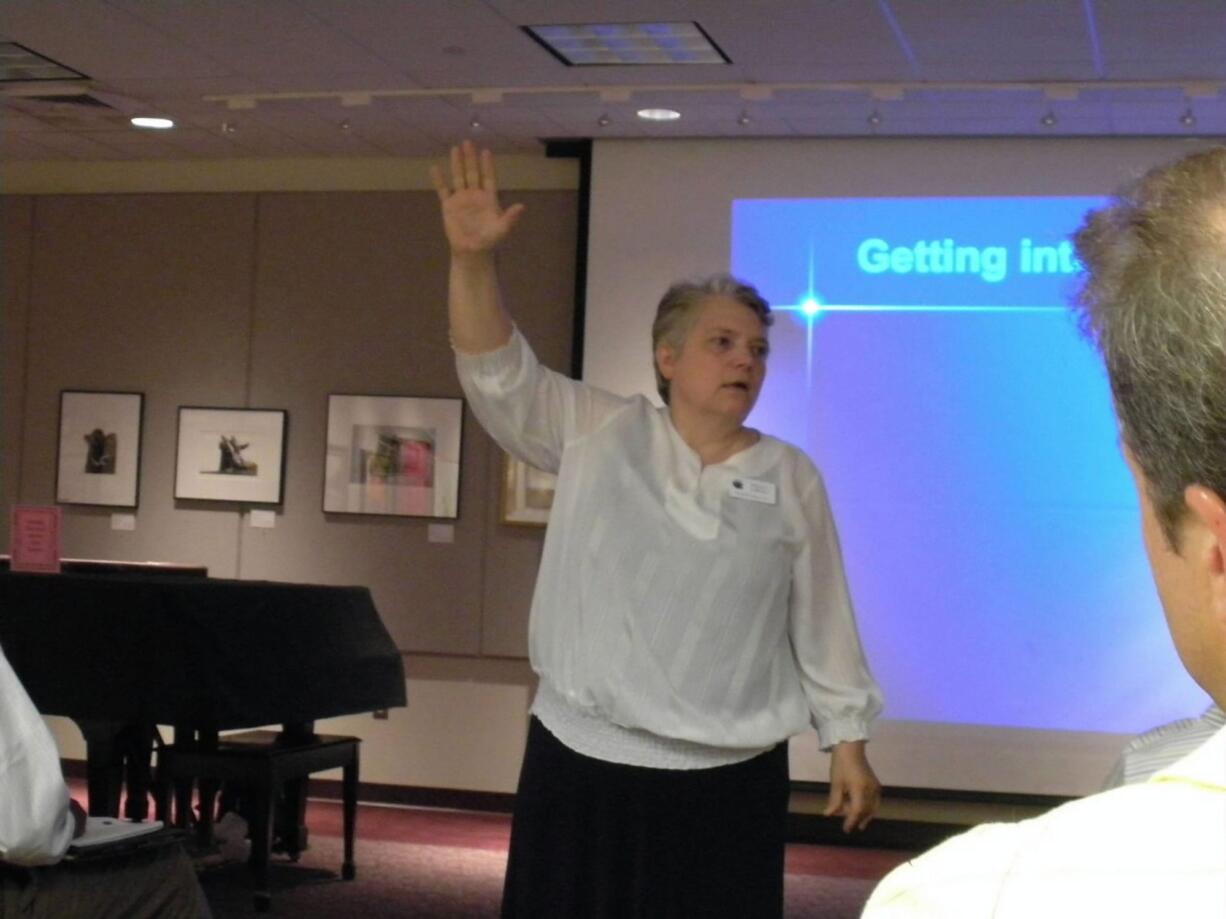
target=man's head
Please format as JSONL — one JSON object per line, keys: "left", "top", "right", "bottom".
{"left": 1073, "top": 146, "right": 1226, "bottom": 704}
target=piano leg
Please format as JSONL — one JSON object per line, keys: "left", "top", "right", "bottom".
{"left": 77, "top": 721, "right": 124, "bottom": 817}
{"left": 277, "top": 779, "right": 309, "bottom": 858}
{"left": 166, "top": 724, "right": 221, "bottom": 846}
{"left": 121, "top": 723, "right": 155, "bottom": 821}
{"left": 275, "top": 722, "right": 315, "bottom": 856}
{"left": 193, "top": 728, "right": 220, "bottom": 846}
{"left": 77, "top": 721, "right": 157, "bottom": 820}
{"left": 249, "top": 785, "right": 276, "bottom": 913}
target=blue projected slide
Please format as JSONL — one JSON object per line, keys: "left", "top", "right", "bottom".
{"left": 733, "top": 197, "right": 1206, "bottom": 734}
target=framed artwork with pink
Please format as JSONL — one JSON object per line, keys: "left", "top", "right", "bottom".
{"left": 323, "top": 394, "right": 463, "bottom": 519}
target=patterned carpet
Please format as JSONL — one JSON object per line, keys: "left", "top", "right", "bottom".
{"left": 198, "top": 800, "right": 908, "bottom": 918}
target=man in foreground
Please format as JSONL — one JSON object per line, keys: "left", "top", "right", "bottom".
{"left": 0, "top": 643, "right": 210, "bottom": 918}
{"left": 863, "top": 146, "right": 1226, "bottom": 916}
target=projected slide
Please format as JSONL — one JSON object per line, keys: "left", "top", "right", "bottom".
{"left": 733, "top": 197, "right": 1206, "bottom": 734}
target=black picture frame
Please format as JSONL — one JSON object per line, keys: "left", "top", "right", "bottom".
{"left": 55, "top": 389, "right": 144, "bottom": 508}
{"left": 174, "top": 406, "right": 288, "bottom": 505}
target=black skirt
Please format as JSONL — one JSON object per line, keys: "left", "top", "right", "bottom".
{"left": 501, "top": 717, "right": 790, "bottom": 919}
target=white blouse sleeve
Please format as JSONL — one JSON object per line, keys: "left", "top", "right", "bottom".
{"left": 0, "top": 650, "right": 75, "bottom": 866}
{"left": 454, "top": 326, "right": 629, "bottom": 473}
{"left": 788, "top": 464, "right": 884, "bottom": 749}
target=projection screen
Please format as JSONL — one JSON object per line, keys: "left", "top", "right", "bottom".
{"left": 582, "top": 136, "right": 1215, "bottom": 797}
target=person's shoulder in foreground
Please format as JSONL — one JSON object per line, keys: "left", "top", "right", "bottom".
{"left": 862, "top": 723, "right": 1226, "bottom": 917}
{"left": 864, "top": 144, "right": 1226, "bottom": 917}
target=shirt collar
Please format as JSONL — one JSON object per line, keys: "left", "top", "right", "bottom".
{"left": 1151, "top": 723, "right": 1226, "bottom": 792}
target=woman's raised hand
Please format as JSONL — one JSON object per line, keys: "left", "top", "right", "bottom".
{"left": 431, "top": 140, "right": 525, "bottom": 255}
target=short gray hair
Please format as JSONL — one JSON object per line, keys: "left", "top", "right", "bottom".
{"left": 1072, "top": 146, "right": 1226, "bottom": 547}
{"left": 651, "top": 274, "right": 772, "bottom": 404}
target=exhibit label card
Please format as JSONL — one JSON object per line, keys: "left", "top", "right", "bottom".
{"left": 10, "top": 505, "right": 62, "bottom": 574}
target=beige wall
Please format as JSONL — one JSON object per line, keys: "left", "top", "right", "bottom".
{"left": 2, "top": 156, "right": 579, "bottom": 793}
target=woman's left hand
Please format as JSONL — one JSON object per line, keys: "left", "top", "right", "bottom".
{"left": 824, "top": 740, "right": 881, "bottom": 832}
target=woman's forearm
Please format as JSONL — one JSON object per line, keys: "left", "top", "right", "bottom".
{"left": 449, "top": 250, "right": 514, "bottom": 354}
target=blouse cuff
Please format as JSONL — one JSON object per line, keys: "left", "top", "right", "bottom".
{"left": 452, "top": 325, "right": 522, "bottom": 377}
{"left": 815, "top": 716, "right": 872, "bottom": 752}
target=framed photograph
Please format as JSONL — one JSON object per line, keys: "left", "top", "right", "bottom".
{"left": 323, "top": 394, "right": 463, "bottom": 518}
{"left": 501, "top": 453, "right": 557, "bottom": 527}
{"left": 56, "top": 390, "right": 144, "bottom": 508}
{"left": 174, "top": 407, "right": 288, "bottom": 504}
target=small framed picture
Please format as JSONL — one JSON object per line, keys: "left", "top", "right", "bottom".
{"left": 323, "top": 394, "right": 463, "bottom": 519}
{"left": 56, "top": 390, "right": 144, "bottom": 508}
{"left": 501, "top": 453, "right": 557, "bottom": 527}
{"left": 174, "top": 407, "right": 288, "bottom": 505}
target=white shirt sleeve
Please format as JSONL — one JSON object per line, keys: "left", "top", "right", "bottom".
{"left": 787, "top": 465, "right": 883, "bottom": 749}
{"left": 0, "top": 647, "right": 75, "bottom": 866}
{"left": 454, "top": 326, "right": 628, "bottom": 473}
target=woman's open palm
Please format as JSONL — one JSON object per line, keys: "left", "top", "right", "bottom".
{"left": 431, "top": 140, "right": 524, "bottom": 254}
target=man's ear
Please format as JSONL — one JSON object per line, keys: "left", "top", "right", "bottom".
{"left": 1186, "top": 484, "right": 1226, "bottom": 626}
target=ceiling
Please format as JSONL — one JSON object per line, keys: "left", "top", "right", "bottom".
{"left": 2, "top": 0, "right": 1224, "bottom": 163}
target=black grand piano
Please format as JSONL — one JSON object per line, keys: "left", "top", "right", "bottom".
{"left": 0, "top": 564, "right": 406, "bottom": 838}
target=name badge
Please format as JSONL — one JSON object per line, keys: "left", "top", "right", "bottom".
{"left": 728, "top": 477, "right": 777, "bottom": 505}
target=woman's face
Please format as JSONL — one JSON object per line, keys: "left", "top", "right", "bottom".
{"left": 655, "top": 295, "right": 769, "bottom": 426}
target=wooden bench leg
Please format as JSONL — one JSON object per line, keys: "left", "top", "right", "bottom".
{"left": 342, "top": 748, "right": 358, "bottom": 881}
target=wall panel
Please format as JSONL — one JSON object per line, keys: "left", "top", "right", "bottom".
{"left": 1, "top": 196, "right": 33, "bottom": 550}
{"left": 22, "top": 194, "right": 259, "bottom": 576}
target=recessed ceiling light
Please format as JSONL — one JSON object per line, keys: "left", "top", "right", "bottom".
{"left": 130, "top": 116, "right": 174, "bottom": 129}
{"left": 525, "top": 22, "right": 728, "bottom": 66}
{"left": 637, "top": 108, "right": 681, "bottom": 121}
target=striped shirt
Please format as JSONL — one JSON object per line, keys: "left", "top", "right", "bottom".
{"left": 456, "top": 328, "right": 882, "bottom": 769}
{"left": 1103, "top": 704, "right": 1226, "bottom": 789}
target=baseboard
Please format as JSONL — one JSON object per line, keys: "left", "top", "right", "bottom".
{"left": 314, "top": 778, "right": 518, "bottom": 816}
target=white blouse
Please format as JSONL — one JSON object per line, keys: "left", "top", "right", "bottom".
{"left": 456, "top": 328, "right": 882, "bottom": 769}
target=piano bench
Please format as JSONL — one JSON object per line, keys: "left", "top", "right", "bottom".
{"left": 156, "top": 730, "right": 360, "bottom": 913}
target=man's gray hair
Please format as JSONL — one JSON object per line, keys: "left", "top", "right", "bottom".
{"left": 651, "top": 274, "right": 772, "bottom": 404}
{"left": 1072, "top": 146, "right": 1226, "bottom": 547}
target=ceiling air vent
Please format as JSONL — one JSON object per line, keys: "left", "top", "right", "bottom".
{"left": 0, "top": 42, "right": 88, "bottom": 82}
{"left": 20, "top": 92, "right": 114, "bottom": 109}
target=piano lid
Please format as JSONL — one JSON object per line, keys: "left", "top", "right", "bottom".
{"left": 0, "top": 570, "right": 406, "bottom": 728}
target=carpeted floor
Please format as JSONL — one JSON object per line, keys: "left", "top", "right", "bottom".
{"left": 197, "top": 799, "right": 912, "bottom": 918}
